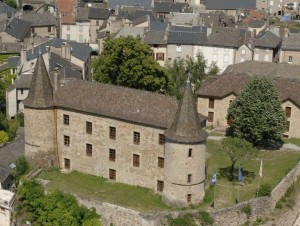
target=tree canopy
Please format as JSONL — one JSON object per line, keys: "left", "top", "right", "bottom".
{"left": 92, "top": 36, "right": 175, "bottom": 95}
{"left": 220, "top": 137, "right": 258, "bottom": 180}
{"left": 227, "top": 77, "right": 286, "bottom": 147}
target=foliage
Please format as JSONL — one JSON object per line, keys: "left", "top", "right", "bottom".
{"left": 220, "top": 137, "right": 258, "bottom": 180}
{"left": 284, "top": 137, "right": 300, "bottom": 147}
{"left": 241, "top": 205, "right": 251, "bottom": 219}
{"left": 0, "top": 130, "right": 8, "bottom": 144}
{"left": 207, "top": 61, "right": 220, "bottom": 75}
{"left": 197, "top": 211, "right": 214, "bottom": 225}
{"left": 13, "top": 156, "right": 30, "bottom": 181}
{"left": 5, "top": 0, "right": 17, "bottom": 8}
{"left": 0, "top": 67, "right": 16, "bottom": 112}
{"left": 16, "top": 112, "right": 24, "bottom": 127}
{"left": 166, "top": 52, "right": 207, "bottom": 98}
{"left": 168, "top": 214, "right": 196, "bottom": 226}
{"left": 227, "top": 78, "right": 286, "bottom": 147}
{"left": 258, "top": 183, "right": 272, "bottom": 197}
{"left": 16, "top": 180, "right": 101, "bottom": 226}
{"left": 0, "top": 112, "right": 20, "bottom": 141}
{"left": 92, "top": 36, "right": 175, "bottom": 95}
{"left": 276, "top": 184, "right": 295, "bottom": 209}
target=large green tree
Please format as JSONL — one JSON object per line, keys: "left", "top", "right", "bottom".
{"left": 220, "top": 137, "right": 258, "bottom": 180}
{"left": 227, "top": 77, "right": 286, "bottom": 147}
{"left": 93, "top": 36, "right": 175, "bottom": 95}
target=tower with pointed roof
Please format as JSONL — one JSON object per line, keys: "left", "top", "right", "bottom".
{"left": 163, "top": 80, "right": 208, "bottom": 207}
{"left": 23, "top": 53, "right": 58, "bottom": 168}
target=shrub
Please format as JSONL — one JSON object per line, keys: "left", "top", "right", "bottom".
{"left": 13, "top": 156, "right": 30, "bottom": 181}
{"left": 241, "top": 205, "right": 251, "bottom": 219}
{"left": 168, "top": 214, "right": 196, "bottom": 226}
{"left": 0, "top": 130, "right": 8, "bottom": 144}
{"left": 197, "top": 211, "right": 214, "bottom": 225}
{"left": 16, "top": 112, "right": 24, "bottom": 127}
{"left": 258, "top": 183, "right": 272, "bottom": 197}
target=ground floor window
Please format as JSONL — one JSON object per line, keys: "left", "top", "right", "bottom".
{"left": 109, "top": 169, "right": 116, "bottom": 181}
{"left": 64, "top": 158, "right": 70, "bottom": 169}
{"left": 157, "top": 180, "right": 164, "bottom": 192}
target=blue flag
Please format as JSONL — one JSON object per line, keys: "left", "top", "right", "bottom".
{"left": 238, "top": 166, "right": 243, "bottom": 182}
{"left": 211, "top": 171, "right": 217, "bottom": 186}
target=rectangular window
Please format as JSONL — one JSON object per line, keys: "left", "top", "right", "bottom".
{"left": 208, "top": 98, "right": 215, "bottom": 109}
{"left": 212, "top": 53, "right": 218, "bottom": 62}
{"left": 21, "top": 89, "right": 24, "bottom": 94}
{"left": 64, "top": 135, "right": 70, "bottom": 146}
{"left": 48, "top": 26, "right": 51, "bottom": 32}
{"left": 157, "top": 180, "right": 164, "bottom": 192}
{"left": 133, "top": 154, "right": 140, "bottom": 167}
{"left": 159, "top": 134, "right": 165, "bottom": 145}
{"left": 67, "top": 25, "right": 70, "bottom": 31}
{"left": 86, "top": 143, "right": 93, "bottom": 156}
{"left": 86, "top": 121, "right": 92, "bottom": 134}
{"left": 208, "top": 112, "right": 214, "bottom": 122}
{"left": 176, "top": 45, "right": 181, "bottom": 52}
{"left": 254, "top": 53, "right": 259, "bottom": 61}
{"left": 156, "top": 52, "right": 165, "bottom": 61}
{"left": 286, "top": 107, "right": 291, "bottom": 118}
{"left": 66, "top": 34, "right": 70, "bottom": 40}
{"left": 187, "top": 174, "right": 192, "bottom": 183}
{"left": 109, "top": 149, "right": 116, "bottom": 162}
{"left": 158, "top": 157, "right": 164, "bottom": 168}
{"left": 286, "top": 121, "right": 290, "bottom": 132}
{"left": 109, "top": 126, "right": 116, "bottom": 139}
{"left": 187, "top": 194, "right": 192, "bottom": 203}
{"left": 79, "top": 25, "right": 83, "bottom": 32}
{"left": 288, "top": 56, "right": 293, "bottom": 63}
{"left": 96, "top": 20, "right": 99, "bottom": 26}
{"left": 241, "top": 49, "right": 246, "bottom": 55}
{"left": 79, "top": 34, "right": 84, "bottom": 42}
{"left": 63, "top": 114, "right": 69, "bottom": 125}
{"left": 109, "top": 169, "right": 116, "bottom": 180}
{"left": 264, "top": 54, "right": 270, "bottom": 62}
{"left": 64, "top": 158, "right": 70, "bottom": 169}
{"left": 133, "top": 131, "right": 140, "bottom": 144}
{"left": 223, "top": 54, "right": 229, "bottom": 63}
{"left": 31, "top": 27, "right": 35, "bottom": 33}
{"left": 188, "top": 148, "right": 192, "bottom": 157}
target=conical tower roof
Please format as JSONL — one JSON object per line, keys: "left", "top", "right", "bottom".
{"left": 23, "top": 52, "right": 54, "bottom": 108}
{"left": 164, "top": 80, "right": 208, "bottom": 144}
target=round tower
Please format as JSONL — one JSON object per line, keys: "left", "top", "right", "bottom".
{"left": 23, "top": 53, "right": 58, "bottom": 168}
{"left": 163, "top": 80, "right": 208, "bottom": 207}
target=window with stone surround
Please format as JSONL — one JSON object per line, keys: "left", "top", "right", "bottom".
{"left": 133, "top": 154, "right": 140, "bottom": 167}
{"left": 86, "top": 143, "right": 93, "bottom": 156}
{"left": 109, "top": 149, "right": 116, "bottom": 162}
{"left": 157, "top": 180, "right": 164, "bottom": 192}
{"left": 285, "top": 107, "right": 291, "bottom": 118}
{"left": 158, "top": 157, "right": 164, "bottom": 168}
{"left": 159, "top": 134, "right": 165, "bottom": 145}
{"left": 64, "top": 158, "right": 70, "bottom": 169}
{"left": 209, "top": 98, "right": 215, "bottom": 109}
{"left": 86, "top": 121, "right": 92, "bottom": 134}
{"left": 109, "top": 126, "right": 116, "bottom": 139}
{"left": 64, "top": 135, "right": 70, "bottom": 146}
{"left": 188, "top": 148, "right": 192, "bottom": 157}
{"left": 109, "top": 169, "right": 116, "bottom": 180}
{"left": 133, "top": 131, "right": 140, "bottom": 144}
{"left": 187, "top": 194, "right": 192, "bottom": 203}
{"left": 208, "top": 112, "right": 214, "bottom": 122}
{"left": 187, "top": 174, "right": 192, "bottom": 183}
{"left": 63, "top": 114, "right": 69, "bottom": 125}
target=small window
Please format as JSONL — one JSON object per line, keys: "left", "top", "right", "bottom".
{"left": 109, "top": 126, "right": 116, "bottom": 139}
{"left": 241, "top": 49, "right": 246, "bottom": 55}
{"left": 133, "top": 154, "right": 140, "bottom": 167}
{"left": 31, "top": 27, "right": 35, "bottom": 33}
{"left": 286, "top": 121, "right": 290, "bottom": 132}
{"left": 157, "top": 180, "right": 164, "bottom": 192}
{"left": 86, "top": 143, "right": 93, "bottom": 156}
{"left": 288, "top": 56, "right": 293, "bottom": 63}
{"left": 209, "top": 98, "right": 215, "bottom": 109}
{"left": 187, "top": 194, "right": 192, "bottom": 203}
{"left": 223, "top": 54, "right": 229, "bottom": 63}
{"left": 187, "top": 174, "right": 192, "bottom": 183}
{"left": 158, "top": 157, "right": 164, "bottom": 168}
{"left": 48, "top": 26, "right": 51, "bottom": 32}
{"left": 188, "top": 148, "right": 192, "bottom": 157}
{"left": 109, "top": 149, "right": 116, "bottom": 162}
{"left": 66, "top": 34, "right": 70, "bottom": 40}
{"left": 159, "top": 134, "right": 165, "bottom": 145}
{"left": 21, "top": 89, "right": 24, "bottom": 95}
{"left": 156, "top": 52, "right": 165, "bottom": 61}
{"left": 109, "top": 169, "right": 116, "bottom": 180}
{"left": 176, "top": 45, "right": 181, "bottom": 52}
{"left": 67, "top": 25, "right": 70, "bottom": 31}
{"left": 285, "top": 107, "right": 291, "bottom": 118}
{"left": 79, "top": 34, "right": 84, "bottom": 42}
{"left": 64, "top": 158, "right": 70, "bottom": 169}
{"left": 133, "top": 131, "right": 140, "bottom": 144}
{"left": 96, "top": 20, "right": 99, "bottom": 26}
{"left": 79, "top": 25, "right": 83, "bottom": 32}
{"left": 208, "top": 112, "right": 214, "bottom": 122}
{"left": 63, "top": 114, "right": 69, "bottom": 125}
{"left": 86, "top": 121, "right": 92, "bottom": 134}
{"left": 64, "top": 135, "right": 70, "bottom": 146}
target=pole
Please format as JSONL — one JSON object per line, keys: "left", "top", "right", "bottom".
{"left": 213, "top": 180, "right": 217, "bottom": 208}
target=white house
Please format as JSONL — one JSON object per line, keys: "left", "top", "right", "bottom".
{"left": 0, "top": 189, "right": 15, "bottom": 226}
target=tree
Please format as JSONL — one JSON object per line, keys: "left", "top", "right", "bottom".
{"left": 166, "top": 52, "right": 207, "bottom": 98}
{"left": 220, "top": 137, "right": 258, "bottom": 181}
{"left": 5, "top": 0, "right": 17, "bottom": 8}
{"left": 13, "top": 156, "right": 30, "bottom": 181}
{"left": 227, "top": 77, "right": 286, "bottom": 147}
{"left": 207, "top": 62, "right": 220, "bottom": 75}
{"left": 92, "top": 36, "right": 175, "bottom": 95}
{"left": 0, "top": 130, "right": 8, "bottom": 144}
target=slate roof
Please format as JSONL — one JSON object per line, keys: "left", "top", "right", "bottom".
{"left": 149, "top": 21, "right": 168, "bottom": 31}
{"left": 248, "top": 19, "right": 266, "bottom": 28}
{"left": 23, "top": 53, "right": 55, "bottom": 109}
{"left": 224, "top": 61, "right": 300, "bottom": 80}
{"left": 55, "top": 80, "right": 179, "bottom": 129}
{"left": 115, "top": 26, "right": 145, "bottom": 38}
{"left": 206, "top": 0, "right": 256, "bottom": 10}
{"left": 170, "top": 25, "right": 207, "bottom": 33}
{"left": 0, "top": 56, "right": 19, "bottom": 71}
{"left": 76, "top": 7, "right": 89, "bottom": 22}
{"left": 20, "top": 12, "right": 57, "bottom": 26}
{"left": 165, "top": 81, "right": 208, "bottom": 144}
{"left": 108, "top": 0, "right": 152, "bottom": 10}
{"left": 144, "top": 31, "right": 167, "bottom": 45}
{"left": 281, "top": 33, "right": 300, "bottom": 51}
{"left": 3, "top": 17, "right": 31, "bottom": 40}
{"left": 168, "top": 31, "right": 207, "bottom": 45}
{"left": 89, "top": 7, "right": 111, "bottom": 19}
{"left": 0, "top": 2, "right": 17, "bottom": 18}
{"left": 169, "top": 13, "right": 201, "bottom": 26}
{"left": 198, "top": 73, "right": 300, "bottom": 107}
{"left": 254, "top": 31, "right": 281, "bottom": 49}
{"left": 117, "top": 9, "right": 158, "bottom": 22}
{"left": 153, "top": 2, "right": 189, "bottom": 13}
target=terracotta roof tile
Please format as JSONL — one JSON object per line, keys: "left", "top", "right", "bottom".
{"left": 57, "top": 0, "right": 76, "bottom": 24}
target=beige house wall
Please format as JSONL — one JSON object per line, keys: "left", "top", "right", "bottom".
{"left": 0, "top": 32, "right": 17, "bottom": 43}
{"left": 280, "top": 50, "right": 300, "bottom": 65}
{"left": 90, "top": 19, "right": 106, "bottom": 44}
{"left": 235, "top": 44, "right": 252, "bottom": 63}
{"left": 282, "top": 100, "right": 300, "bottom": 139}
{"left": 254, "top": 48, "right": 274, "bottom": 62}
{"left": 31, "top": 26, "right": 56, "bottom": 38}
{"left": 57, "top": 109, "right": 165, "bottom": 192}
{"left": 150, "top": 45, "right": 167, "bottom": 66}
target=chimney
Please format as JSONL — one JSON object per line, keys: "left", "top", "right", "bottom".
{"left": 20, "top": 46, "right": 27, "bottom": 65}
{"left": 61, "top": 42, "right": 71, "bottom": 60}
{"left": 284, "top": 27, "right": 289, "bottom": 38}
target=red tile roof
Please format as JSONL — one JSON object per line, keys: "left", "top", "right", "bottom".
{"left": 57, "top": 0, "right": 76, "bottom": 24}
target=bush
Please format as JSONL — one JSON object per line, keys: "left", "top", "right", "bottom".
{"left": 168, "top": 214, "right": 196, "bottom": 226}
{"left": 8, "top": 118, "right": 20, "bottom": 140}
{"left": 241, "top": 205, "right": 251, "bottom": 219}
{"left": 197, "top": 211, "right": 214, "bottom": 225}
{"left": 0, "top": 130, "right": 8, "bottom": 144}
{"left": 258, "top": 183, "right": 272, "bottom": 197}
{"left": 13, "top": 156, "right": 30, "bottom": 181}
{"left": 16, "top": 112, "right": 24, "bottom": 127}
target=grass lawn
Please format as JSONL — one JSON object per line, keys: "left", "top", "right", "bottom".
{"left": 207, "top": 140, "right": 300, "bottom": 208}
{"left": 284, "top": 137, "right": 300, "bottom": 147}
{"left": 38, "top": 140, "right": 300, "bottom": 211}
